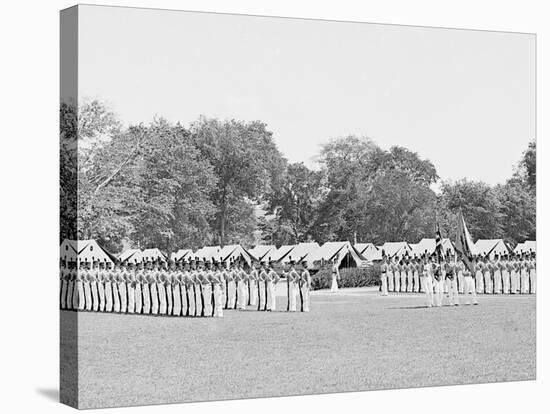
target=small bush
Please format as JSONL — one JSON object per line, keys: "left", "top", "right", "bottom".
{"left": 310, "top": 264, "right": 381, "bottom": 291}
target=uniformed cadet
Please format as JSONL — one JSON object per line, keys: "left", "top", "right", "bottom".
{"left": 520, "top": 254, "right": 530, "bottom": 294}
{"left": 510, "top": 254, "right": 519, "bottom": 294}
{"left": 412, "top": 255, "right": 420, "bottom": 293}
{"left": 225, "top": 261, "right": 236, "bottom": 310}
{"left": 81, "top": 260, "right": 92, "bottom": 311}
{"left": 90, "top": 260, "right": 100, "bottom": 312}
{"left": 141, "top": 261, "right": 152, "bottom": 314}
{"left": 461, "top": 257, "right": 478, "bottom": 305}
{"left": 183, "top": 261, "right": 193, "bottom": 316}
{"left": 189, "top": 260, "right": 199, "bottom": 316}
{"left": 111, "top": 261, "right": 121, "bottom": 313}
{"left": 97, "top": 261, "right": 106, "bottom": 312}
{"left": 330, "top": 258, "right": 339, "bottom": 292}
{"left": 202, "top": 260, "right": 213, "bottom": 316}
{"left": 236, "top": 261, "right": 248, "bottom": 310}
{"left": 392, "top": 257, "right": 400, "bottom": 292}
{"left": 267, "top": 260, "right": 280, "bottom": 311}
{"left": 258, "top": 261, "right": 269, "bottom": 311}
{"left": 457, "top": 255, "right": 465, "bottom": 294}
{"left": 66, "top": 260, "right": 76, "bottom": 310}
{"left": 299, "top": 261, "right": 311, "bottom": 312}
{"left": 528, "top": 252, "right": 536, "bottom": 294}
{"left": 172, "top": 261, "right": 182, "bottom": 316}
{"left": 399, "top": 259, "right": 407, "bottom": 293}
{"left": 422, "top": 256, "right": 434, "bottom": 307}
{"left": 432, "top": 256, "right": 443, "bottom": 307}
{"left": 379, "top": 254, "right": 388, "bottom": 296}
{"left": 483, "top": 256, "right": 493, "bottom": 294}
{"left": 157, "top": 261, "right": 168, "bottom": 315}
{"left": 104, "top": 262, "right": 114, "bottom": 312}
{"left": 387, "top": 257, "right": 395, "bottom": 292}
{"left": 474, "top": 257, "right": 484, "bottom": 294}
{"left": 405, "top": 257, "right": 413, "bottom": 293}
{"left": 134, "top": 260, "right": 144, "bottom": 314}
{"left": 500, "top": 254, "right": 510, "bottom": 294}
{"left": 493, "top": 255, "right": 502, "bottom": 294}
{"left": 149, "top": 261, "right": 159, "bottom": 315}
{"left": 194, "top": 258, "right": 205, "bottom": 317}
{"left": 126, "top": 261, "right": 136, "bottom": 314}
{"left": 446, "top": 256, "right": 459, "bottom": 306}
{"left": 211, "top": 261, "right": 224, "bottom": 317}
{"left": 417, "top": 256, "right": 426, "bottom": 293}
{"left": 248, "top": 261, "right": 258, "bottom": 306}
{"left": 285, "top": 261, "right": 299, "bottom": 311}
{"left": 60, "top": 259, "right": 68, "bottom": 310}
{"left": 73, "top": 260, "right": 85, "bottom": 311}
{"left": 118, "top": 261, "right": 128, "bottom": 313}
{"left": 167, "top": 261, "right": 176, "bottom": 315}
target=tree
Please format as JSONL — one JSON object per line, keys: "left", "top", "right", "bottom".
{"left": 494, "top": 179, "right": 536, "bottom": 244}
{"left": 438, "top": 179, "right": 504, "bottom": 241}
{"left": 190, "top": 117, "right": 285, "bottom": 245}
{"left": 518, "top": 140, "right": 536, "bottom": 191}
{"left": 267, "top": 162, "right": 325, "bottom": 244}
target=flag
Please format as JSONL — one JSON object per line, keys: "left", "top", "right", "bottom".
{"left": 454, "top": 211, "right": 476, "bottom": 273}
{"left": 435, "top": 223, "right": 444, "bottom": 263}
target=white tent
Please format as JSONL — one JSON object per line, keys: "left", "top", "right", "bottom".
{"left": 133, "top": 248, "right": 167, "bottom": 263}
{"left": 193, "top": 246, "right": 222, "bottom": 261}
{"left": 215, "top": 244, "right": 256, "bottom": 266}
{"left": 60, "top": 239, "right": 114, "bottom": 265}
{"left": 513, "top": 240, "right": 536, "bottom": 254}
{"left": 277, "top": 242, "right": 320, "bottom": 264}
{"left": 380, "top": 241, "right": 412, "bottom": 258}
{"left": 354, "top": 243, "right": 382, "bottom": 261}
{"left": 412, "top": 238, "right": 455, "bottom": 257}
{"left": 474, "top": 239, "right": 510, "bottom": 259}
{"left": 118, "top": 248, "right": 141, "bottom": 263}
{"left": 272, "top": 245, "right": 295, "bottom": 263}
{"left": 248, "top": 245, "right": 277, "bottom": 261}
{"left": 308, "top": 241, "right": 368, "bottom": 268}
{"left": 170, "top": 249, "right": 193, "bottom": 262}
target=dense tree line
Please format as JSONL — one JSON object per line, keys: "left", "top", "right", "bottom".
{"left": 60, "top": 100, "right": 536, "bottom": 253}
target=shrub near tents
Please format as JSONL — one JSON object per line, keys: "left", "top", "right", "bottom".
{"left": 310, "top": 264, "right": 381, "bottom": 291}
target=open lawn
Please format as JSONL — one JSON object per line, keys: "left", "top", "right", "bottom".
{"left": 62, "top": 288, "right": 536, "bottom": 409}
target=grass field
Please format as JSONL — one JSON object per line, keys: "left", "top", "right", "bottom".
{"left": 62, "top": 288, "right": 536, "bottom": 409}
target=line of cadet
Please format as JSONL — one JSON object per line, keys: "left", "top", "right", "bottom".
{"left": 59, "top": 257, "right": 312, "bottom": 317}
{"left": 379, "top": 250, "right": 536, "bottom": 307}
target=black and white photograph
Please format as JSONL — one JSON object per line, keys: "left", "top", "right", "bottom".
{"left": 57, "top": 4, "right": 537, "bottom": 410}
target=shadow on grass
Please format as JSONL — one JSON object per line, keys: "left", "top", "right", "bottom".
{"left": 36, "top": 388, "right": 58, "bottom": 402}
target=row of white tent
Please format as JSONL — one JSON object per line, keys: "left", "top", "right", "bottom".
{"left": 61, "top": 238, "right": 536, "bottom": 269}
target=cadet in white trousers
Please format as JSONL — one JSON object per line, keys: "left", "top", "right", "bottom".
{"left": 461, "top": 260, "right": 478, "bottom": 305}
{"left": 387, "top": 261, "right": 395, "bottom": 292}
{"left": 519, "top": 256, "right": 529, "bottom": 294}
{"left": 104, "top": 263, "right": 113, "bottom": 312}
{"left": 300, "top": 261, "right": 311, "bottom": 312}
{"left": 126, "top": 262, "right": 136, "bottom": 314}
{"left": 97, "top": 261, "right": 106, "bottom": 312}
{"left": 212, "top": 262, "right": 224, "bottom": 317}
{"left": 286, "top": 262, "right": 299, "bottom": 311}
{"left": 248, "top": 264, "right": 258, "bottom": 306}
{"left": 423, "top": 257, "right": 434, "bottom": 307}
{"left": 501, "top": 256, "right": 511, "bottom": 294}
{"left": 267, "top": 261, "right": 280, "bottom": 311}
{"left": 528, "top": 253, "right": 536, "bottom": 294}
{"left": 330, "top": 260, "right": 339, "bottom": 292}
{"left": 446, "top": 257, "right": 459, "bottom": 306}
{"left": 379, "top": 255, "right": 388, "bottom": 296}
{"left": 433, "top": 259, "right": 444, "bottom": 307}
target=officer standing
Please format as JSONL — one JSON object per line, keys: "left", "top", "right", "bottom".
{"left": 422, "top": 255, "right": 434, "bottom": 307}
{"left": 461, "top": 256, "right": 478, "bottom": 305}
{"left": 285, "top": 261, "right": 299, "bottom": 311}
{"left": 299, "top": 260, "right": 311, "bottom": 312}
{"left": 97, "top": 260, "right": 106, "bottom": 312}
{"left": 379, "top": 254, "right": 388, "bottom": 296}
{"left": 126, "top": 261, "right": 136, "bottom": 314}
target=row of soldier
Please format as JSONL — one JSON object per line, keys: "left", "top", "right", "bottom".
{"left": 380, "top": 252, "right": 536, "bottom": 307}
{"left": 59, "top": 258, "right": 312, "bottom": 317}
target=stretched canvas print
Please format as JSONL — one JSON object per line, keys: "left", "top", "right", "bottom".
{"left": 60, "top": 5, "right": 536, "bottom": 409}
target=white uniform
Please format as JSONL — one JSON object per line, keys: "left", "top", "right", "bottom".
{"left": 287, "top": 268, "right": 299, "bottom": 311}
{"left": 475, "top": 262, "right": 484, "bottom": 294}
{"left": 300, "top": 269, "right": 311, "bottom": 312}
{"left": 97, "top": 267, "right": 106, "bottom": 312}
{"left": 493, "top": 260, "right": 502, "bottom": 294}
{"left": 267, "top": 268, "right": 279, "bottom": 311}
{"left": 83, "top": 268, "right": 93, "bottom": 311}
{"left": 406, "top": 263, "right": 413, "bottom": 293}
{"left": 90, "top": 268, "right": 99, "bottom": 312}
{"left": 387, "top": 263, "right": 395, "bottom": 292}
{"left": 330, "top": 263, "right": 339, "bottom": 292}
{"left": 423, "top": 262, "right": 434, "bottom": 307}
{"left": 433, "top": 263, "right": 444, "bottom": 307}
{"left": 461, "top": 263, "right": 478, "bottom": 305}
{"left": 528, "top": 258, "right": 536, "bottom": 294}
{"left": 237, "top": 268, "right": 247, "bottom": 310}
{"left": 248, "top": 269, "right": 258, "bottom": 306}
{"left": 380, "top": 262, "right": 388, "bottom": 296}
{"left": 74, "top": 267, "right": 86, "bottom": 311}
{"left": 104, "top": 268, "right": 113, "bottom": 312}
{"left": 212, "top": 269, "right": 224, "bottom": 317}
{"left": 60, "top": 267, "right": 68, "bottom": 309}
{"left": 445, "top": 262, "right": 459, "bottom": 306}
{"left": 126, "top": 269, "right": 136, "bottom": 314}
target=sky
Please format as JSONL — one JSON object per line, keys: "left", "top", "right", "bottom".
{"left": 78, "top": 5, "right": 535, "bottom": 186}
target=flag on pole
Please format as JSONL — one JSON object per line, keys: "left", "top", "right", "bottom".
{"left": 435, "top": 223, "right": 444, "bottom": 263}
{"left": 454, "top": 210, "right": 476, "bottom": 273}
